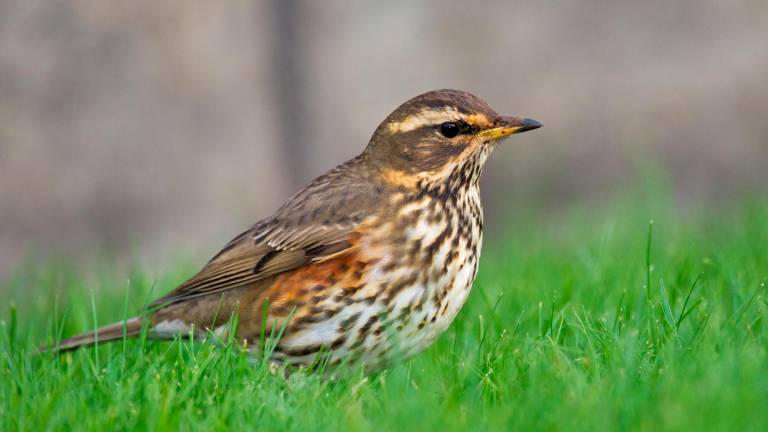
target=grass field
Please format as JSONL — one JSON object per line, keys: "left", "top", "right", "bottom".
{"left": 2, "top": 194, "right": 767, "bottom": 431}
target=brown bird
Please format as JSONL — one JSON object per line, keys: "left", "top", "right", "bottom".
{"left": 49, "top": 89, "right": 541, "bottom": 371}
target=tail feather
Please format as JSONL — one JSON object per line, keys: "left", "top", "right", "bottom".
{"left": 40, "top": 317, "right": 144, "bottom": 353}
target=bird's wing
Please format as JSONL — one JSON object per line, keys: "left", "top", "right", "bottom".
{"left": 150, "top": 160, "right": 382, "bottom": 307}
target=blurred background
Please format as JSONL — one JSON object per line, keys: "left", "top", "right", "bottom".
{"left": 1, "top": 0, "right": 766, "bottom": 276}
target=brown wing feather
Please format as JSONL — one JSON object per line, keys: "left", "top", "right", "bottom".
{"left": 151, "top": 156, "right": 383, "bottom": 308}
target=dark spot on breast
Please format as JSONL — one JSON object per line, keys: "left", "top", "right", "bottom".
{"left": 341, "top": 312, "right": 362, "bottom": 330}
{"left": 382, "top": 262, "right": 398, "bottom": 273}
{"left": 385, "top": 273, "right": 419, "bottom": 301}
{"left": 342, "top": 285, "right": 362, "bottom": 295}
{"left": 330, "top": 335, "right": 346, "bottom": 349}
{"left": 424, "top": 225, "right": 450, "bottom": 261}
{"left": 295, "top": 314, "right": 326, "bottom": 325}
{"left": 359, "top": 315, "right": 378, "bottom": 336}
{"left": 362, "top": 294, "right": 378, "bottom": 305}
{"left": 446, "top": 250, "right": 457, "bottom": 265}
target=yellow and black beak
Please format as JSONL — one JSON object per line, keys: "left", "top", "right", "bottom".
{"left": 478, "top": 116, "right": 542, "bottom": 140}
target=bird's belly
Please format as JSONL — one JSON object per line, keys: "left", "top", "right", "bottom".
{"left": 274, "top": 192, "right": 483, "bottom": 370}
{"left": 275, "top": 246, "right": 480, "bottom": 369}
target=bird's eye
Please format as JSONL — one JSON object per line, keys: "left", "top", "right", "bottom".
{"left": 439, "top": 122, "right": 460, "bottom": 138}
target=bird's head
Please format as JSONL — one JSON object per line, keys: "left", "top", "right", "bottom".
{"left": 364, "top": 89, "right": 541, "bottom": 189}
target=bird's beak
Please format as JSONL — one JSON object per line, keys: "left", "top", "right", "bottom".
{"left": 478, "top": 116, "right": 542, "bottom": 140}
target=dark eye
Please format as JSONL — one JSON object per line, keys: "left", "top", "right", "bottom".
{"left": 439, "top": 122, "right": 460, "bottom": 138}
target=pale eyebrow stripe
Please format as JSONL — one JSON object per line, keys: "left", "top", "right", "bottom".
{"left": 387, "top": 108, "right": 492, "bottom": 133}
{"left": 387, "top": 108, "right": 463, "bottom": 133}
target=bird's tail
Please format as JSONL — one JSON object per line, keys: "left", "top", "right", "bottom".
{"left": 40, "top": 317, "right": 144, "bottom": 353}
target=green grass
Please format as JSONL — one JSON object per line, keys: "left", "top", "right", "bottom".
{"left": 2, "top": 195, "right": 767, "bottom": 431}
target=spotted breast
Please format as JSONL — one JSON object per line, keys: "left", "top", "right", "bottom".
{"left": 269, "top": 146, "right": 490, "bottom": 369}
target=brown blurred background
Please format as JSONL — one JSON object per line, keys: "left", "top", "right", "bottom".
{"left": 1, "top": 1, "right": 767, "bottom": 275}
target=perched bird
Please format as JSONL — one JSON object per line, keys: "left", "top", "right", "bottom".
{"left": 48, "top": 89, "right": 541, "bottom": 371}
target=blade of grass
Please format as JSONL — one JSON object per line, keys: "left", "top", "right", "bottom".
{"left": 645, "top": 220, "right": 654, "bottom": 301}
{"left": 90, "top": 290, "right": 100, "bottom": 374}
{"left": 676, "top": 273, "right": 703, "bottom": 330}
{"left": 659, "top": 278, "right": 676, "bottom": 332}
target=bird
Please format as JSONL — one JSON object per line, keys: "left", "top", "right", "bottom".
{"left": 46, "top": 89, "right": 541, "bottom": 371}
